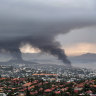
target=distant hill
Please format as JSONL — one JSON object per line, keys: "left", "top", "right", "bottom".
{"left": 0, "top": 53, "right": 39, "bottom": 65}
{"left": 69, "top": 53, "right": 96, "bottom": 63}
{"left": 0, "top": 52, "right": 96, "bottom": 64}
{"left": 0, "top": 53, "right": 58, "bottom": 65}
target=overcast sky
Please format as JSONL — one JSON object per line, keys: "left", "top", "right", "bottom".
{"left": 56, "top": 26, "right": 96, "bottom": 56}
{"left": 0, "top": 0, "right": 96, "bottom": 56}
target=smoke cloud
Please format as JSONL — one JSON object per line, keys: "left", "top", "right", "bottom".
{"left": 0, "top": 0, "right": 96, "bottom": 65}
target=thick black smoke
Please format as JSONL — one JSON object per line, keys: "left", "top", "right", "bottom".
{"left": 26, "top": 35, "right": 71, "bottom": 65}
{"left": 0, "top": 23, "right": 71, "bottom": 65}
{"left": 0, "top": 20, "right": 96, "bottom": 65}
{"left": 0, "top": 0, "right": 96, "bottom": 65}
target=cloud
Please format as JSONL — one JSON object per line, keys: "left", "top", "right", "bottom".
{"left": 64, "top": 43, "right": 96, "bottom": 56}
{"left": 20, "top": 43, "right": 41, "bottom": 53}
{"left": 56, "top": 26, "right": 96, "bottom": 45}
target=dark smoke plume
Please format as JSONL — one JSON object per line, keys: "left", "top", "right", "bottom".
{"left": 0, "top": 0, "right": 96, "bottom": 65}
{"left": 27, "top": 36, "right": 71, "bottom": 65}
{"left": 0, "top": 21, "right": 96, "bottom": 65}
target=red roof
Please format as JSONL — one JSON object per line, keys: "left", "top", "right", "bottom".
{"left": 37, "top": 82, "right": 42, "bottom": 86}
{"left": 0, "top": 78, "right": 6, "bottom": 80}
{"left": 30, "top": 91, "right": 38, "bottom": 95}
{"left": 28, "top": 86, "right": 35, "bottom": 90}
{"left": 86, "top": 90, "right": 93, "bottom": 94}
{"left": 39, "top": 88, "right": 43, "bottom": 91}
{"left": 55, "top": 91, "right": 61, "bottom": 94}
{"left": 44, "top": 82, "right": 48, "bottom": 84}
{"left": 44, "top": 89, "right": 52, "bottom": 92}
{"left": 61, "top": 88, "right": 68, "bottom": 92}
{"left": 92, "top": 85, "right": 96, "bottom": 87}
{"left": 19, "top": 89, "right": 25, "bottom": 92}
{"left": 13, "top": 78, "right": 19, "bottom": 81}
{"left": 23, "top": 82, "right": 32, "bottom": 87}
{"left": 74, "top": 89, "right": 78, "bottom": 93}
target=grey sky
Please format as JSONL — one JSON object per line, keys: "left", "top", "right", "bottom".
{"left": 0, "top": 0, "right": 96, "bottom": 35}
{"left": 57, "top": 26, "right": 96, "bottom": 45}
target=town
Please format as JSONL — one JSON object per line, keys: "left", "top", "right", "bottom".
{"left": 0, "top": 64, "right": 96, "bottom": 96}
{"left": 1, "top": 76, "right": 96, "bottom": 96}
{"left": 0, "top": 64, "right": 96, "bottom": 81}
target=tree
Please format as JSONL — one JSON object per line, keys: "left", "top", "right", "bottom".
{"left": 26, "top": 87, "right": 31, "bottom": 96}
